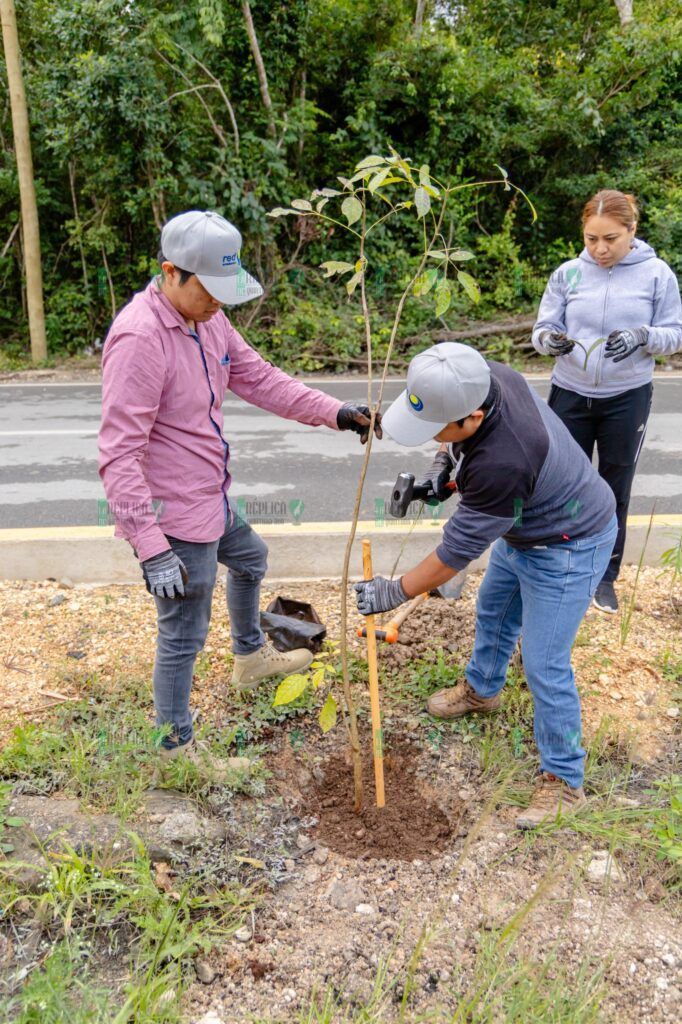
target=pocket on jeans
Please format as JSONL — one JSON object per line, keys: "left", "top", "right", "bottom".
{"left": 589, "top": 540, "right": 613, "bottom": 596}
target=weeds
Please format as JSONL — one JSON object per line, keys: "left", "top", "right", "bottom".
{"left": 619, "top": 507, "right": 655, "bottom": 645}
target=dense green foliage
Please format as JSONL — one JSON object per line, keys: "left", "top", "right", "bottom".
{"left": 1, "top": 0, "right": 680, "bottom": 368}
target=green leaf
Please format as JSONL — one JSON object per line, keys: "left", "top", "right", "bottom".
{"left": 457, "top": 271, "right": 481, "bottom": 304}
{"left": 291, "top": 199, "right": 312, "bottom": 212}
{"left": 426, "top": 249, "right": 447, "bottom": 260}
{"left": 367, "top": 167, "right": 392, "bottom": 193}
{"left": 312, "top": 188, "right": 342, "bottom": 198}
{"left": 311, "top": 668, "right": 325, "bottom": 690}
{"left": 267, "top": 207, "right": 295, "bottom": 218}
{"left": 319, "top": 261, "right": 355, "bottom": 278}
{"left": 4, "top": 817, "right": 25, "bottom": 827}
{"left": 449, "top": 249, "right": 475, "bottom": 261}
{"left": 494, "top": 163, "right": 511, "bottom": 191}
{"left": 355, "top": 154, "right": 386, "bottom": 170}
{"left": 413, "top": 269, "right": 439, "bottom": 297}
{"left": 273, "top": 673, "right": 309, "bottom": 707}
{"left": 414, "top": 186, "right": 431, "bottom": 219}
{"left": 419, "top": 164, "right": 431, "bottom": 187}
{"left": 341, "top": 196, "right": 362, "bottom": 226}
{"left": 316, "top": 198, "right": 329, "bottom": 213}
{"left": 319, "top": 694, "right": 337, "bottom": 734}
{"left": 346, "top": 270, "right": 363, "bottom": 295}
{"left": 435, "top": 280, "right": 452, "bottom": 317}
{"left": 0, "top": 842, "right": 14, "bottom": 853}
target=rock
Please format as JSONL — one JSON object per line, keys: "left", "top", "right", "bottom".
{"left": 194, "top": 1013, "right": 225, "bottom": 1024}
{"left": 282, "top": 988, "right": 297, "bottom": 1004}
{"left": 312, "top": 846, "right": 329, "bottom": 865}
{"left": 303, "top": 865, "right": 321, "bottom": 885}
{"left": 226, "top": 757, "right": 251, "bottom": 770}
{"left": 329, "top": 880, "right": 365, "bottom": 911}
{"left": 195, "top": 960, "right": 216, "bottom": 984}
{"left": 598, "top": 673, "right": 610, "bottom": 685}
{"left": 234, "top": 926, "right": 252, "bottom": 943}
{"left": 284, "top": 859, "right": 296, "bottom": 872}
{"left": 58, "top": 578, "right": 74, "bottom": 589}
{"left": 665, "top": 706, "right": 679, "bottom": 719}
{"left": 586, "top": 853, "right": 625, "bottom": 885}
{"left": 49, "top": 594, "right": 67, "bottom": 607}
{"left": 355, "top": 903, "right": 375, "bottom": 915}
{"left": 296, "top": 833, "right": 313, "bottom": 851}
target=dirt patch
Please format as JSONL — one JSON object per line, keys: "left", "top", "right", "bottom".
{"left": 303, "top": 742, "right": 455, "bottom": 860}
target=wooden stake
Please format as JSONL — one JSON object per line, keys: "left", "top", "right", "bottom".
{"left": 361, "top": 538, "right": 385, "bottom": 808}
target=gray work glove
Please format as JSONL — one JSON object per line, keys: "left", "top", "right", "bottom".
{"left": 142, "top": 549, "right": 188, "bottom": 599}
{"left": 538, "top": 330, "right": 575, "bottom": 356}
{"left": 354, "top": 575, "right": 407, "bottom": 616}
{"left": 604, "top": 327, "right": 648, "bottom": 363}
{"left": 416, "top": 450, "right": 456, "bottom": 502}
{"left": 337, "top": 403, "right": 383, "bottom": 444}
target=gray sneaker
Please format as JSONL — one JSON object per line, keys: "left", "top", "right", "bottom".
{"left": 593, "top": 581, "right": 618, "bottom": 614}
{"left": 231, "top": 640, "right": 313, "bottom": 692}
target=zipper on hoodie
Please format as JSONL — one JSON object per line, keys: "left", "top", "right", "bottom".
{"left": 595, "top": 268, "right": 613, "bottom": 389}
{"left": 188, "top": 328, "right": 231, "bottom": 524}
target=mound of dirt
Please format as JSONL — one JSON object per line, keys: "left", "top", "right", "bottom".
{"left": 304, "top": 742, "right": 456, "bottom": 860}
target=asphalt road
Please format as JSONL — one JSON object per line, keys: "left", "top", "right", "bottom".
{"left": 1, "top": 377, "right": 680, "bottom": 530}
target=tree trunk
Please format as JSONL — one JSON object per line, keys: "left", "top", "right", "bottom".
{"left": 1, "top": 0, "right": 47, "bottom": 362}
{"left": 613, "top": 0, "right": 633, "bottom": 26}
{"left": 241, "top": 1, "right": 276, "bottom": 139}
{"left": 414, "top": 0, "right": 427, "bottom": 35}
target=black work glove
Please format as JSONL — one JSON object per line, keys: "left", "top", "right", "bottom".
{"left": 337, "top": 402, "right": 383, "bottom": 444}
{"left": 354, "top": 575, "right": 407, "bottom": 616}
{"left": 604, "top": 327, "right": 648, "bottom": 363}
{"left": 142, "top": 549, "right": 188, "bottom": 599}
{"left": 538, "top": 329, "right": 575, "bottom": 357}
{"left": 416, "top": 450, "right": 456, "bottom": 502}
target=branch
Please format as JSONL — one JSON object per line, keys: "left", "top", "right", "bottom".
{"left": 241, "top": 0, "right": 276, "bottom": 140}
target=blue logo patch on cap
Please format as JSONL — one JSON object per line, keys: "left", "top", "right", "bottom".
{"left": 408, "top": 392, "right": 424, "bottom": 412}
{"left": 222, "top": 253, "right": 241, "bottom": 267}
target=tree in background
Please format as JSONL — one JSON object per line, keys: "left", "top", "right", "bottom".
{"left": 0, "top": 0, "right": 679, "bottom": 367}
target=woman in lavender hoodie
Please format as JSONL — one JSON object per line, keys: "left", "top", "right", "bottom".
{"left": 532, "top": 189, "right": 682, "bottom": 612}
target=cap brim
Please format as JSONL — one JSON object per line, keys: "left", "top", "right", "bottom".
{"left": 196, "top": 268, "right": 263, "bottom": 306}
{"left": 382, "top": 391, "right": 446, "bottom": 446}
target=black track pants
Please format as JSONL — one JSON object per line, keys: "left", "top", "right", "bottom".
{"left": 548, "top": 381, "right": 653, "bottom": 584}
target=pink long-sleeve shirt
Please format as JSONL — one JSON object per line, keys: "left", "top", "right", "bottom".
{"left": 98, "top": 280, "right": 343, "bottom": 562}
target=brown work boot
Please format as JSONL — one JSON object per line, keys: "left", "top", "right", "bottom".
{"left": 427, "top": 679, "right": 501, "bottom": 719}
{"left": 515, "top": 772, "right": 587, "bottom": 830}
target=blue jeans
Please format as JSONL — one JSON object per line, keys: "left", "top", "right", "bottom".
{"left": 466, "top": 515, "right": 617, "bottom": 788}
{"left": 152, "top": 505, "right": 268, "bottom": 749}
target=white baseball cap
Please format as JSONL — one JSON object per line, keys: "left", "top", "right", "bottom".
{"left": 160, "top": 210, "right": 263, "bottom": 306}
{"left": 382, "top": 343, "right": 491, "bottom": 446}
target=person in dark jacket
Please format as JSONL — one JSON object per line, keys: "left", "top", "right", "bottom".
{"left": 533, "top": 189, "right": 682, "bottom": 612}
{"left": 354, "top": 343, "right": 617, "bottom": 829}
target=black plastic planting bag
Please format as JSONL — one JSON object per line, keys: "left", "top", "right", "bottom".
{"left": 260, "top": 597, "right": 327, "bottom": 654}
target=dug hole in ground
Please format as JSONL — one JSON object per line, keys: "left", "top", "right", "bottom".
{"left": 0, "top": 565, "right": 680, "bottom": 1022}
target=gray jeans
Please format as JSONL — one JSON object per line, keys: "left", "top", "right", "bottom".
{"left": 152, "top": 506, "right": 268, "bottom": 749}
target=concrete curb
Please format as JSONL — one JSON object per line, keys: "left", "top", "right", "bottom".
{"left": 1, "top": 516, "right": 680, "bottom": 584}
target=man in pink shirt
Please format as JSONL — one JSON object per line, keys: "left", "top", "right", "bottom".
{"left": 99, "top": 210, "right": 380, "bottom": 763}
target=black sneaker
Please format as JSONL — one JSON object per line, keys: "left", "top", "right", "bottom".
{"left": 593, "top": 581, "right": 618, "bottom": 614}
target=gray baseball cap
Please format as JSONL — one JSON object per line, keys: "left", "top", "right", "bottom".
{"left": 160, "top": 210, "right": 263, "bottom": 306}
{"left": 382, "top": 343, "right": 491, "bottom": 446}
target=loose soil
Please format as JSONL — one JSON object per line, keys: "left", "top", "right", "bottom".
{"left": 304, "top": 740, "right": 456, "bottom": 860}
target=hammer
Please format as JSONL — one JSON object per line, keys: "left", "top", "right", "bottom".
{"left": 390, "top": 472, "right": 456, "bottom": 519}
{"left": 357, "top": 592, "right": 428, "bottom": 644}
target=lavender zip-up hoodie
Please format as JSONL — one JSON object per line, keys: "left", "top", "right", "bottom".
{"left": 532, "top": 239, "right": 682, "bottom": 398}
{"left": 98, "top": 280, "right": 343, "bottom": 562}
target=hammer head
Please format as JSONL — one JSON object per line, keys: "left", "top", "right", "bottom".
{"left": 390, "top": 472, "right": 433, "bottom": 518}
{"left": 390, "top": 473, "right": 415, "bottom": 518}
